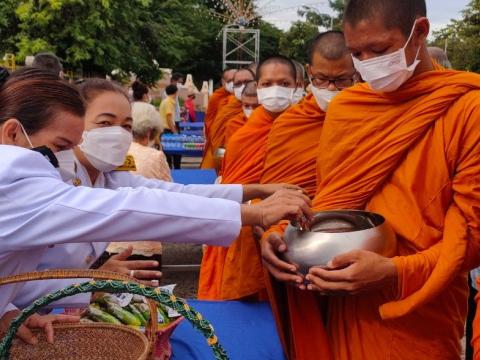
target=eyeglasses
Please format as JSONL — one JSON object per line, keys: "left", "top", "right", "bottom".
{"left": 233, "top": 80, "right": 253, "bottom": 88}
{"left": 309, "top": 76, "right": 356, "bottom": 90}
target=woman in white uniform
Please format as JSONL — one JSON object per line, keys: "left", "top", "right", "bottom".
{"left": 14, "top": 78, "right": 303, "bottom": 309}
{"left": 0, "top": 69, "right": 312, "bottom": 343}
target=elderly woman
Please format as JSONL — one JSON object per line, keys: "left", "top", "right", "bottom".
{"left": 105, "top": 92, "right": 173, "bottom": 273}
{"left": 129, "top": 99, "right": 172, "bottom": 182}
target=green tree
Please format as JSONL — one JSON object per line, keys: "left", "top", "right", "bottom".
{"left": 431, "top": 0, "right": 480, "bottom": 72}
{"left": 258, "top": 20, "right": 283, "bottom": 59}
{"left": 279, "top": 20, "right": 319, "bottom": 64}
{"left": 298, "top": 0, "right": 345, "bottom": 31}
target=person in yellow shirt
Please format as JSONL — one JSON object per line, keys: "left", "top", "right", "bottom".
{"left": 159, "top": 84, "right": 181, "bottom": 169}
{"left": 159, "top": 84, "right": 178, "bottom": 134}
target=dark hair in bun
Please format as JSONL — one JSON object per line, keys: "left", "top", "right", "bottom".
{"left": 131, "top": 80, "right": 149, "bottom": 101}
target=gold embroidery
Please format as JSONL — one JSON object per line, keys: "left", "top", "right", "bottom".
{"left": 115, "top": 155, "right": 137, "bottom": 171}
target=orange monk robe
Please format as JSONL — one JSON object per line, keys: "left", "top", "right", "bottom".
{"left": 210, "top": 96, "right": 242, "bottom": 151}
{"left": 260, "top": 94, "right": 332, "bottom": 360}
{"left": 224, "top": 112, "right": 247, "bottom": 146}
{"left": 201, "top": 87, "right": 230, "bottom": 169}
{"left": 311, "top": 70, "right": 480, "bottom": 359}
{"left": 198, "top": 106, "right": 278, "bottom": 300}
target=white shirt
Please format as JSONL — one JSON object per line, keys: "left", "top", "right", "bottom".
{"left": 0, "top": 145, "right": 242, "bottom": 316}
{"left": 14, "top": 154, "right": 243, "bottom": 309}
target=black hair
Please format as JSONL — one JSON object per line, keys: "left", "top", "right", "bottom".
{"left": 256, "top": 55, "right": 297, "bottom": 82}
{"left": 79, "top": 78, "right": 129, "bottom": 104}
{"left": 165, "top": 84, "right": 178, "bottom": 96}
{"left": 0, "top": 67, "right": 10, "bottom": 87}
{"left": 0, "top": 68, "right": 84, "bottom": 135}
{"left": 32, "top": 52, "right": 63, "bottom": 77}
{"left": 344, "top": 0, "right": 427, "bottom": 37}
{"left": 308, "top": 31, "right": 349, "bottom": 63}
{"left": 171, "top": 72, "right": 184, "bottom": 82}
{"left": 131, "top": 80, "right": 149, "bottom": 101}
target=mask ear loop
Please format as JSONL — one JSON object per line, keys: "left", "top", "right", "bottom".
{"left": 18, "top": 122, "right": 34, "bottom": 148}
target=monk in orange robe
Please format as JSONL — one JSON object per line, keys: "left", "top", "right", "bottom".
{"left": 261, "top": 31, "right": 357, "bottom": 360}
{"left": 207, "top": 69, "right": 256, "bottom": 173}
{"left": 198, "top": 55, "right": 301, "bottom": 300}
{"left": 262, "top": 1, "right": 480, "bottom": 359}
{"left": 224, "top": 80, "right": 259, "bottom": 146}
{"left": 201, "top": 68, "right": 236, "bottom": 169}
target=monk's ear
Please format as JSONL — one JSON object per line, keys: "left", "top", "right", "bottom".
{"left": 413, "top": 17, "right": 430, "bottom": 48}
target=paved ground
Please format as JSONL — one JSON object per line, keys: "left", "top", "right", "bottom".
{"left": 161, "top": 157, "right": 204, "bottom": 299}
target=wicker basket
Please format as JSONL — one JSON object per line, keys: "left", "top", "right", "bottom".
{"left": 0, "top": 269, "right": 228, "bottom": 360}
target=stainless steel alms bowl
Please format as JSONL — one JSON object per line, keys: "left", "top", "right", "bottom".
{"left": 282, "top": 210, "right": 397, "bottom": 275}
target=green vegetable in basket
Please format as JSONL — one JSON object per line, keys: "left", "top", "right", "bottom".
{"left": 106, "top": 302, "right": 142, "bottom": 326}
{"left": 157, "top": 305, "right": 170, "bottom": 325}
{"left": 128, "top": 304, "right": 147, "bottom": 326}
{"left": 134, "top": 302, "right": 150, "bottom": 321}
{"left": 88, "top": 304, "right": 121, "bottom": 324}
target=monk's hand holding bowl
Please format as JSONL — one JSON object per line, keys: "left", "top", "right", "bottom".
{"left": 261, "top": 232, "right": 306, "bottom": 289}
{"left": 242, "top": 183, "right": 308, "bottom": 202}
{"left": 305, "top": 250, "right": 397, "bottom": 295}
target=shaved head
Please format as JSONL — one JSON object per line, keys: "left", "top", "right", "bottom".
{"left": 427, "top": 47, "right": 452, "bottom": 68}
{"left": 248, "top": 62, "right": 258, "bottom": 75}
{"left": 242, "top": 80, "right": 257, "bottom": 97}
{"left": 308, "top": 31, "right": 349, "bottom": 64}
{"left": 256, "top": 55, "right": 297, "bottom": 83}
{"left": 344, "top": 0, "right": 427, "bottom": 37}
{"left": 293, "top": 60, "right": 306, "bottom": 87}
{"left": 222, "top": 68, "right": 236, "bottom": 82}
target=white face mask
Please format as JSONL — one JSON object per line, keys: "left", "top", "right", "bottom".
{"left": 292, "top": 88, "right": 305, "bottom": 104}
{"left": 243, "top": 106, "right": 254, "bottom": 118}
{"left": 225, "top": 81, "right": 234, "bottom": 94}
{"left": 311, "top": 87, "right": 340, "bottom": 112}
{"left": 55, "top": 149, "right": 77, "bottom": 182}
{"left": 352, "top": 21, "right": 421, "bottom": 93}
{"left": 257, "top": 86, "right": 295, "bottom": 113}
{"left": 234, "top": 85, "right": 245, "bottom": 101}
{"left": 79, "top": 126, "right": 133, "bottom": 172}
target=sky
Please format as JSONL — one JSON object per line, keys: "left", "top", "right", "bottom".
{"left": 260, "top": 0, "right": 470, "bottom": 33}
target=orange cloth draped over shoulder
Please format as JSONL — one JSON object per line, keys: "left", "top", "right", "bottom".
{"left": 224, "top": 112, "right": 247, "bottom": 146}
{"left": 201, "top": 87, "right": 230, "bottom": 169}
{"left": 260, "top": 93, "right": 332, "bottom": 360}
{"left": 311, "top": 70, "right": 480, "bottom": 359}
{"left": 198, "top": 106, "right": 277, "bottom": 300}
{"left": 210, "top": 96, "right": 242, "bottom": 149}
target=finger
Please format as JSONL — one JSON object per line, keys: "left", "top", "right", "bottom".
{"left": 129, "top": 270, "right": 163, "bottom": 279}
{"left": 44, "top": 321, "right": 54, "bottom": 344}
{"left": 125, "top": 260, "right": 160, "bottom": 270}
{"left": 308, "top": 266, "right": 354, "bottom": 282}
{"left": 306, "top": 274, "right": 353, "bottom": 293}
{"left": 328, "top": 250, "right": 361, "bottom": 269}
{"left": 110, "top": 246, "right": 133, "bottom": 261}
{"left": 263, "top": 262, "right": 304, "bottom": 284}
{"left": 262, "top": 242, "right": 298, "bottom": 273}
{"left": 16, "top": 324, "right": 38, "bottom": 345}
{"left": 138, "top": 279, "right": 160, "bottom": 287}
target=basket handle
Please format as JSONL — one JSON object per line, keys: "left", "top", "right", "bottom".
{"left": 0, "top": 269, "right": 159, "bottom": 355}
{"left": 0, "top": 270, "right": 228, "bottom": 360}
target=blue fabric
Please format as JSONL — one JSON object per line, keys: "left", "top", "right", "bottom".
{"left": 171, "top": 169, "right": 217, "bottom": 185}
{"left": 171, "top": 300, "right": 287, "bottom": 360}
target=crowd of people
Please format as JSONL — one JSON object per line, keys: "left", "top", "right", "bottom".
{"left": 1, "top": 0, "right": 480, "bottom": 359}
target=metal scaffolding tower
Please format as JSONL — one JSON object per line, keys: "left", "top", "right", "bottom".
{"left": 222, "top": 25, "right": 260, "bottom": 69}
